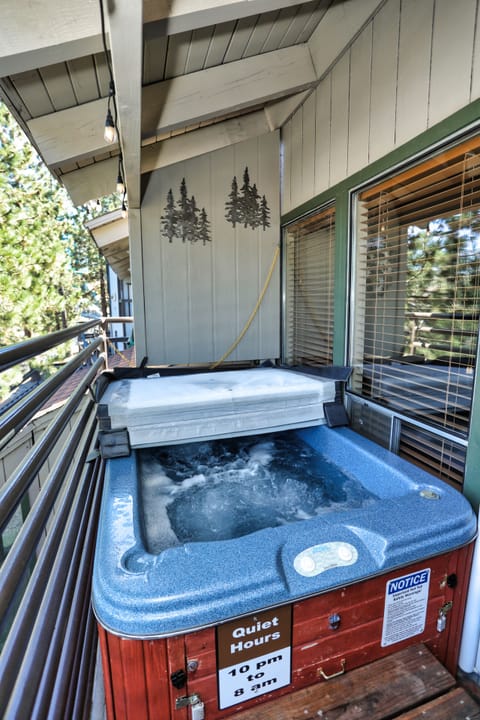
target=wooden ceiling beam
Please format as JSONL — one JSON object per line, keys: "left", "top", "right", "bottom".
{"left": 0, "top": 0, "right": 102, "bottom": 76}
{"left": 264, "top": 90, "right": 312, "bottom": 130}
{"left": 63, "top": 110, "right": 272, "bottom": 205}
{"left": 62, "top": 157, "right": 118, "bottom": 206}
{"left": 28, "top": 44, "right": 316, "bottom": 168}
{"left": 143, "top": 0, "right": 313, "bottom": 35}
{"left": 142, "top": 44, "right": 316, "bottom": 137}
{"left": 26, "top": 98, "right": 113, "bottom": 167}
{"left": 141, "top": 110, "right": 271, "bottom": 172}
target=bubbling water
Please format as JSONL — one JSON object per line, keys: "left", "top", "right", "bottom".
{"left": 138, "top": 432, "right": 378, "bottom": 553}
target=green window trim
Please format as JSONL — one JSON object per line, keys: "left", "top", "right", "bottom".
{"left": 281, "top": 98, "right": 480, "bottom": 508}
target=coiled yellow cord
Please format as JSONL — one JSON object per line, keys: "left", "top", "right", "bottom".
{"left": 210, "top": 244, "right": 280, "bottom": 370}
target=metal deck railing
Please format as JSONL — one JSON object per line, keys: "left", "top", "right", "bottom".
{"left": 0, "top": 318, "right": 132, "bottom": 719}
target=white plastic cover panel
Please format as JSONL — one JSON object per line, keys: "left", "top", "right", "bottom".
{"left": 99, "top": 368, "right": 336, "bottom": 447}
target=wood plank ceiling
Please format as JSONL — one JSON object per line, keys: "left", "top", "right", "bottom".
{"left": 0, "top": 0, "right": 384, "bottom": 209}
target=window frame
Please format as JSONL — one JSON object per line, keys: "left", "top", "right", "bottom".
{"left": 346, "top": 132, "right": 480, "bottom": 489}
{"left": 281, "top": 100, "right": 480, "bottom": 505}
{"left": 349, "top": 133, "right": 480, "bottom": 437}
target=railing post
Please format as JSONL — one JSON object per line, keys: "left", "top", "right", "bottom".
{"left": 0, "top": 319, "right": 115, "bottom": 719}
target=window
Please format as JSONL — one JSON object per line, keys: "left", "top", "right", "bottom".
{"left": 283, "top": 205, "right": 335, "bottom": 366}
{"left": 350, "top": 135, "right": 480, "bottom": 485}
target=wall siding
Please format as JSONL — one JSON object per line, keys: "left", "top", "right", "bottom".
{"left": 139, "top": 132, "right": 280, "bottom": 365}
{"left": 282, "top": 0, "right": 480, "bottom": 213}
{"left": 369, "top": 0, "right": 399, "bottom": 162}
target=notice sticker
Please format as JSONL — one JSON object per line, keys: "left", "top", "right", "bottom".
{"left": 216, "top": 605, "right": 292, "bottom": 710}
{"left": 381, "top": 568, "right": 430, "bottom": 647}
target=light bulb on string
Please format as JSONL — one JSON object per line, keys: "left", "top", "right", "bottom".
{"left": 116, "top": 169, "right": 125, "bottom": 194}
{"left": 104, "top": 80, "right": 117, "bottom": 144}
{"left": 104, "top": 108, "right": 116, "bottom": 144}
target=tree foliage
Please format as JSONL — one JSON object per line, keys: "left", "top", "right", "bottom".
{"left": 0, "top": 103, "right": 112, "bottom": 397}
{"left": 405, "top": 216, "right": 480, "bottom": 361}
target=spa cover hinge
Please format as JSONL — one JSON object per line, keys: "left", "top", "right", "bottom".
{"left": 98, "top": 428, "right": 131, "bottom": 459}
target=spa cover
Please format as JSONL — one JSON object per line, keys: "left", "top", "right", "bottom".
{"left": 98, "top": 367, "right": 336, "bottom": 447}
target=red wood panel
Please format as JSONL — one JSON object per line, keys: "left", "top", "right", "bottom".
{"left": 98, "top": 628, "right": 172, "bottom": 719}
{"left": 182, "top": 549, "right": 473, "bottom": 719}
{"left": 143, "top": 639, "right": 170, "bottom": 714}
{"left": 98, "top": 626, "right": 115, "bottom": 720}
{"left": 434, "top": 543, "right": 474, "bottom": 673}
{"left": 119, "top": 637, "right": 150, "bottom": 717}
{"left": 166, "top": 635, "right": 189, "bottom": 720}
{"left": 98, "top": 545, "right": 473, "bottom": 719}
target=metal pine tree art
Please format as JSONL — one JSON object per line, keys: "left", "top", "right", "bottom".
{"left": 225, "top": 167, "right": 271, "bottom": 230}
{"left": 160, "top": 178, "right": 212, "bottom": 244}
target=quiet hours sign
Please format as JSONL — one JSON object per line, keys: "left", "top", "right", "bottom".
{"left": 216, "top": 605, "right": 292, "bottom": 710}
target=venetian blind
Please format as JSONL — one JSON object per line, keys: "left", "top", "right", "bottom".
{"left": 283, "top": 206, "right": 335, "bottom": 367}
{"left": 398, "top": 422, "right": 465, "bottom": 489}
{"left": 351, "top": 135, "right": 480, "bottom": 437}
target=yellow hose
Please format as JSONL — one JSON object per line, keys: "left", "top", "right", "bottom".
{"left": 210, "top": 244, "right": 280, "bottom": 370}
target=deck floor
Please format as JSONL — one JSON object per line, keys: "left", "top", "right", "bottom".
{"left": 232, "top": 644, "right": 480, "bottom": 720}
{"left": 90, "top": 642, "right": 480, "bottom": 719}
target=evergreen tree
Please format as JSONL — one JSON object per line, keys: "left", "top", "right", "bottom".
{"left": 198, "top": 208, "right": 211, "bottom": 246}
{"left": 248, "top": 182, "right": 261, "bottom": 229}
{"left": 0, "top": 103, "right": 110, "bottom": 397}
{"left": 177, "top": 178, "right": 189, "bottom": 242}
{"left": 225, "top": 176, "right": 240, "bottom": 228}
{"left": 239, "top": 166, "right": 252, "bottom": 228}
{"left": 0, "top": 105, "right": 77, "bottom": 344}
{"left": 161, "top": 188, "right": 178, "bottom": 242}
{"left": 405, "top": 215, "right": 480, "bottom": 361}
{"left": 260, "top": 195, "right": 271, "bottom": 230}
{"left": 65, "top": 202, "right": 110, "bottom": 316}
{"left": 161, "top": 181, "right": 212, "bottom": 245}
{"left": 184, "top": 194, "right": 200, "bottom": 243}
{"left": 225, "top": 167, "right": 270, "bottom": 231}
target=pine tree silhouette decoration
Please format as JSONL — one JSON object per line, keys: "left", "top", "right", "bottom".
{"left": 260, "top": 195, "right": 270, "bottom": 230}
{"left": 161, "top": 188, "right": 179, "bottom": 243}
{"left": 160, "top": 178, "right": 211, "bottom": 245}
{"left": 178, "top": 178, "right": 189, "bottom": 243}
{"left": 225, "top": 166, "right": 271, "bottom": 231}
{"left": 198, "top": 208, "right": 211, "bottom": 246}
{"left": 184, "top": 194, "right": 200, "bottom": 243}
{"left": 225, "top": 175, "right": 240, "bottom": 228}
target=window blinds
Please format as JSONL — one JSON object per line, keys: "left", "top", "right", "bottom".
{"left": 284, "top": 206, "right": 335, "bottom": 367}
{"left": 398, "top": 422, "right": 465, "bottom": 488}
{"left": 352, "top": 135, "right": 480, "bottom": 437}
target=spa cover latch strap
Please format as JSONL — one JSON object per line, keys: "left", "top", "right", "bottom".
{"left": 175, "top": 693, "right": 201, "bottom": 709}
{"left": 170, "top": 669, "right": 187, "bottom": 689}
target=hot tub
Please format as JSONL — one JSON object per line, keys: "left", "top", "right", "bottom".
{"left": 93, "top": 369, "right": 476, "bottom": 720}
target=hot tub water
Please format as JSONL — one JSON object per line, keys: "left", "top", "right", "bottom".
{"left": 138, "top": 432, "right": 379, "bottom": 552}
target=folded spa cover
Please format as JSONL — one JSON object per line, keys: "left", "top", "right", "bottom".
{"left": 97, "top": 367, "right": 336, "bottom": 448}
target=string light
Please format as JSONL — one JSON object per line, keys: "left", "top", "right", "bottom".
{"left": 116, "top": 157, "right": 125, "bottom": 194}
{"left": 104, "top": 80, "right": 117, "bottom": 144}
{"left": 121, "top": 192, "right": 128, "bottom": 219}
{"left": 104, "top": 109, "right": 116, "bottom": 144}
{"left": 100, "top": 0, "right": 127, "bottom": 208}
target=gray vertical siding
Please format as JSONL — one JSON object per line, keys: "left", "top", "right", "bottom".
{"left": 139, "top": 132, "right": 280, "bottom": 365}
{"left": 282, "top": 0, "right": 480, "bottom": 214}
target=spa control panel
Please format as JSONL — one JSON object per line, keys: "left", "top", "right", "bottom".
{"left": 293, "top": 542, "right": 358, "bottom": 577}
